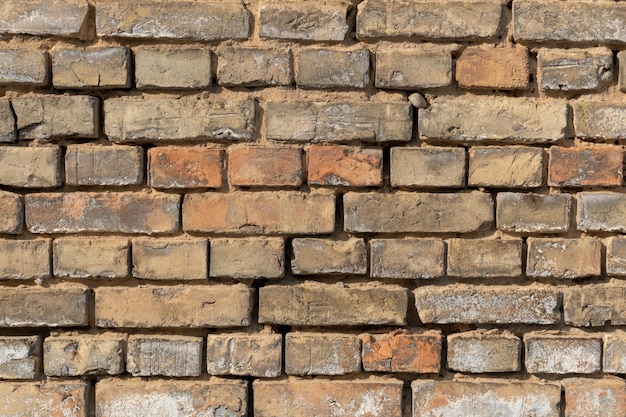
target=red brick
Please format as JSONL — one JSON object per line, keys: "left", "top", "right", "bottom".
{"left": 0, "top": 382, "right": 88, "bottom": 417}
{"left": 308, "top": 145, "right": 382, "bottom": 187}
{"left": 563, "top": 378, "right": 626, "bottom": 417}
{"left": 456, "top": 45, "right": 530, "bottom": 90}
{"left": 148, "top": 147, "right": 222, "bottom": 189}
{"left": 228, "top": 146, "right": 302, "bottom": 187}
{"left": 549, "top": 146, "right": 623, "bottom": 187}
{"left": 361, "top": 329, "right": 442, "bottom": 373}
{"left": 0, "top": 191, "right": 22, "bottom": 234}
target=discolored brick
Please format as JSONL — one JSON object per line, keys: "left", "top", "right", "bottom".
{"left": 375, "top": 46, "right": 452, "bottom": 89}
{"left": 296, "top": 48, "right": 369, "bottom": 89}
{"left": 563, "top": 378, "right": 626, "bottom": 417}
{"left": 308, "top": 145, "right": 382, "bottom": 187}
{"left": 0, "top": 146, "right": 61, "bottom": 188}
{"left": 228, "top": 146, "right": 302, "bottom": 187}
{"left": 218, "top": 47, "right": 292, "bottom": 87}
{"left": 0, "top": 191, "right": 23, "bottom": 234}
{"left": 497, "top": 193, "right": 571, "bottom": 233}
{"left": 578, "top": 192, "right": 626, "bottom": 232}
{"left": 0, "top": 0, "right": 90, "bottom": 39}
{"left": 132, "top": 238, "right": 208, "bottom": 280}
{"left": 607, "top": 237, "right": 626, "bottom": 277}
{"left": 447, "top": 331, "right": 521, "bottom": 373}
{"left": 573, "top": 102, "right": 626, "bottom": 140}
{"left": 44, "top": 334, "right": 124, "bottom": 376}
{"left": 0, "top": 49, "right": 48, "bottom": 86}
{"left": 148, "top": 147, "right": 222, "bottom": 189}
{"left": 53, "top": 237, "right": 128, "bottom": 278}
{"left": 564, "top": 285, "right": 626, "bottom": 327}
{"left": 65, "top": 145, "right": 143, "bottom": 186}
{"left": 391, "top": 147, "right": 465, "bottom": 188}
{"left": 206, "top": 333, "right": 282, "bottom": 377}
{"left": 135, "top": 46, "right": 212, "bottom": 89}
{"left": 0, "top": 336, "right": 40, "bottom": 379}
{"left": 285, "top": 332, "right": 361, "bottom": 376}
{"left": 456, "top": 45, "right": 530, "bottom": 90}
{"left": 0, "top": 100, "right": 15, "bottom": 142}
{"left": 370, "top": 238, "right": 445, "bottom": 279}
{"left": 291, "top": 238, "right": 367, "bottom": 275}
{"left": 0, "top": 239, "right": 50, "bottom": 279}
{"left": 0, "top": 382, "right": 88, "bottom": 417}
{"left": 260, "top": 2, "right": 349, "bottom": 41}
{"left": 447, "top": 238, "right": 522, "bottom": 278}
{"left": 468, "top": 146, "right": 544, "bottom": 188}
{"left": 127, "top": 335, "right": 202, "bottom": 377}
{"left": 525, "top": 333, "right": 602, "bottom": 374}
{"left": 548, "top": 146, "right": 623, "bottom": 187}
{"left": 51, "top": 47, "right": 130, "bottom": 89}
{"left": 209, "top": 237, "right": 284, "bottom": 279}
{"left": 527, "top": 238, "right": 602, "bottom": 279}
{"left": 604, "top": 331, "right": 626, "bottom": 373}
{"left": 361, "top": 329, "right": 442, "bottom": 373}
{"left": 538, "top": 47, "right": 613, "bottom": 92}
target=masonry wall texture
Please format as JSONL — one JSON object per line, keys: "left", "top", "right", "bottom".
{"left": 2, "top": 0, "right": 626, "bottom": 416}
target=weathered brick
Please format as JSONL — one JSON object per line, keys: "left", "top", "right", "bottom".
{"left": 370, "top": 238, "right": 445, "bottom": 279}
{"left": 53, "top": 237, "right": 128, "bottom": 278}
{"left": 132, "top": 238, "right": 207, "bottom": 280}
{"left": 183, "top": 191, "right": 335, "bottom": 234}
{"left": 148, "top": 147, "right": 222, "bottom": 189}
{"left": 0, "top": 100, "right": 15, "bottom": 142}
{"left": 135, "top": 46, "right": 212, "bottom": 89}
{"left": 412, "top": 380, "right": 561, "bottom": 417}
{"left": 296, "top": 48, "right": 369, "bottom": 89}
{"left": 209, "top": 237, "right": 284, "bottom": 279}
{"left": 357, "top": 0, "right": 502, "bottom": 40}
{"left": 0, "top": 49, "right": 47, "bottom": 86}
{"left": 308, "top": 145, "right": 382, "bottom": 187}
{"left": 285, "top": 332, "right": 360, "bottom": 376}
{"left": 0, "top": 146, "right": 60, "bottom": 188}
{"left": 375, "top": 46, "right": 452, "bottom": 89}
{"left": 0, "top": 191, "right": 22, "bottom": 234}
{"left": 415, "top": 285, "right": 561, "bottom": 324}
{"left": 573, "top": 102, "right": 626, "bottom": 140}
{"left": 266, "top": 102, "right": 412, "bottom": 143}
{"left": 525, "top": 333, "right": 602, "bottom": 374}
{"left": 608, "top": 237, "right": 626, "bottom": 277}
{"left": 0, "top": 0, "right": 90, "bottom": 39}
{"left": 95, "top": 285, "right": 251, "bottom": 328}
{"left": 419, "top": 97, "right": 568, "bottom": 143}
{"left": 578, "top": 192, "right": 626, "bottom": 232}
{"left": 548, "top": 146, "right": 623, "bottom": 187}
{"left": 51, "top": 47, "right": 130, "bottom": 89}
{"left": 259, "top": 2, "right": 349, "bottom": 41}
{"left": 43, "top": 334, "right": 124, "bottom": 376}
{"left": 497, "top": 193, "right": 571, "bottom": 233}
{"left": 206, "top": 333, "right": 282, "bottom": 377}
{"left": 344, "top": 192, "right": 493, "bottom": 233}
{"left": 127, "top": 335, "right": 202, "bottom": 377}
{"left": 619, "top": 51, "right": 626, "bottom": 93}
{"left": 259, "top": 283, "right": 407, "bottom": 326}
{"left": 538, "top": 47, "right": 613, "bottom": 92}
{"left": 218, "top": 47, "right": 292, "bottom": 87}
{"left": 26, "top": 192, "right": 180, "bottom": 235}
{"left": 447, "top": 330, "right": 521, "bottom": 373}
{"left": 291, "top": 238, "right": 367, "bottom": 275}
{"left": 105, "top": 96, "right": 255, "bottom": 142}
{"left": 563, "top": 378, "right": 626, "bottom": 417}
{"left": 527, "top": 238, "right": 601, "bottom": 279}
{"left": 0, "top": 336, "right": 40, "bottom": 379}
{"left": 0, "top": 382, "right": 88, "bottom": 417}
{"left": 254, "top": 379, "right": 403, "bottom": 417}
{"left": 391, "top": 147, "right": 465, "bottom": 188}
{"left": 0, "top": 239, "right": 49, "bottom": 279}
{"left": 361, "top": 329, "right": 441, "bottom": 373}
{"left": 96, "top": 2, "right": 249, "bottom": 40}
{"left": 65, "top": 145, "right": 143, "bottom": 186}
{"left": 564, "top": 286, "right": 626, "bottom": 327}
{"left": 457, "top": 46, "right": 530, "bottom": 90}
{"left": 604, "top": 331, "right": 626, "bottom": 373}
{"left": 228, "top": 146, "right": 302, "bottom": 187}
{"left": 469, "top": 146, "right": 544, "bottom": 188}
{"left": 447, "top": 238, "right": 522, "bottom": 278}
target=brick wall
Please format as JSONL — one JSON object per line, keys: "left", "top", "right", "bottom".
{"left": 1, "top": 0, "right": 626, "bottom": 415}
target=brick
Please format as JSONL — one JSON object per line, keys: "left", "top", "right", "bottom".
{"left": 0, "top": 239, "right": 49, "bottom": 279}
{"left": 43, "top": 334, "right": 124, "bottom": 376}
{"left": 496, "top": 193, "right": 572, "bottom": 233}
{"left": 344, "top": 191, "right": 493, "bottom": 233}
{"left": 0, "top": 99, "right": 15, "bottom": 142}
{"left": 308, "top": 145, "right": 381, "bottom": 187}
{"left": 457, "top": 46, "right": 530, "bottom": 90}
{"left": 604, "top": 331, "right": 626, "bottom": 373}
{"left": 563, "top": 378, "right": 626, "bottom": 417}
{"left": 361, "top": 329, "right": 441, "bottom": 373}
{"left": 527, "top": 238, "right": 601, "bottom": 279}
{"left": 148, "top": 147, "right": 222, "bottom": 188}
{"left": 412, "top": 380, "right": 560, "bottom": 417}
{"left": 525, "top": 333, "right": 602, "bottom": 374}
{"left": 370, "top": 238, "right": 445, "bottom": 279}
{"left": 448, "top": 331, "right": 520, "bottom": 373}
{"left": 53, "top": 237, "right": 128, "bottom": 278}
{"left": 419, "top": 97, "right": 568, "bottom": 143}
{"left": 266, "top": 102, "right": 412, "bottom": 143}
{"left": 573, "top": 102, "right": 626, "bottom": 140}
{"left": 51, "top": 47, "right": 130, "bottom": 89}
{"left": 415, "top": 285, "right": 561, "bottom": 324}
{"left": 607, "top": 237, "right": 626, "bottom": 277}
{"left": 65, "top": 145, "right": 143, "bottom": 186}
{"left": 132, "top": 238, "right": 208, "bottom": 280}
{"left": 96, "top": 379, "right": 247, "bottom": 417}
{"left": 218, "top": 47, "right": 292, "bottom": 87}
{"left": 12, "top": 94, "right": 98, "bottom": 139}
{"left": 564, "top": 285, "right": 626, "bottom": 327}
{"left": 391, "top": 147, "right": 465, "bottom": 188}
{"left": 549, "top": 146, "right": 622, "bottom": 187}
{"left": 259, "top": 283, "right": 407, "bottom": 326}
{"left": 26, "top": 192, "right": 180, "bottom": 235}
{"left": 206, "top": 333, "right": 282, "bottom": 377}
{"left": 96, "top": 2, "right": 249, "bottom": 40}
{"left": 228, "top": 146, "right": 302, "bottom": 187}
{"left": 183, "top": 191, "right": 335, "bottom": 234}
{"left": 291, "top": 238, "right": 367, "bottom": 275}
{"left": 0, "top": 191, "right": 22, "bottom": 234}
{"left": 105, "top": 96, "right": 255, "bottom": 142}
{"left": 447, "top": 238, "right": 522, "bottom": 278}
{"left": 127, "top": 335, "right": 202, "bottom": 377}
{"left": 296, "top": 48, "right": 369, "bottom": 89}
{"left": 285, "top": 332, "right": 360, "bottom": 376}
{"left": 578, "top": 192, "right": 626, "bottom": 232}
{"left": 0, "top": 0, "right": 90, "bottom": 39}
{"left": 259, "top": 2, "right": 349, "bottom": 41}
{"left": 0, "top": 336, "right": 40, "bottom": 379}
{"left": 357, "top": 0, "right": 502, "bottom": 40}
{"left": 0, "top": 285, "right": 88, "bottom": 327}
{"left": 0, "top": 146, "right": 60, "bottom": 188}
{"left": 0, "top": 382, "right": 88, "bottom": 417}
{"left": 538, "top": 47, "right": 613, "bottom": 92}
{"left": 469, "top": 146, "right": 544, "bottom": 188}
{"left": 95, "top": 285, "right": 251, "bottom": 328}
{"left": 254, "top": 380, "right": 403, "bottom": 417}
{"left": 0, "top": 49, "right": 47, "bottom": 86}
{"left": 375, "top": 46, "right": 452, "bottom": 89}
{"left": 135, "top": 46, "right": 212, "bottom": 89}
{"left": 619, "top": 51, "right": 626, "bottom": 92}
{"left": 209, "top": 237, "right": 284, "bottom": 279}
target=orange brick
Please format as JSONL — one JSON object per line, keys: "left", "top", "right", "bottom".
{"left": 360, "top": 329, "right": 442, "bottom": 373}
{"left": 456, "top": 45, "right": 530, "bottom": 90}
{"left": 228, "top": 146, "right": 302, "bottom": 187}
{"left": 308, "top": 145, "right": 382, "bottom": 186}
{"left": 148, "top": 147, "right": 222, "bottom": 188}
{"left": 549, "top": 146, "right": 623, "bottom": 187}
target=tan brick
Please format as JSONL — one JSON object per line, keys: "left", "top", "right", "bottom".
{"left": 127, "top": 335, "right": 202, "bottom": 377}
{"left": 0, "top": 382, "right": 88, "bottom": 417}
{"left": 604, "top": 331, "right": 626, "bottom": 373}
{"left": 183, "top": 191, "right": 335, "bottom": 234}
{"left": 0, "top": 336, "right": 40, "bottom": 379}
{"left": 53, "top": 237, "right": 128, "bottom": 278}
{"left": 538, "top": 47, "right": 613, "bottom": 92}
{"left": 375, "top": 46, "right": 452, "bottom": 89}
{"left": 469, "top": 146, "right": 544, "bottom": 187}
{"left": 259, "top": 283, "right": 407, "bottom": 326}
{"left": 291, "top": 238, "right": 367, "bottom": 275}
{"left": 308, "top": 145, "right": 381, "bottom": 187}
{"left": 65, "top": 145, "right": 143, "bottom": 186}
{"left": 549, "top": 146, "right": 623, "bottom": 187}
{"left": 26, "top": 191, "right": 180, "bottom": 235}
{"left": 296, "top": 48, "right": 369, "bottom": 89}
{"left": 391, "top": 147, "right": 465, "bottom": 188}
{"left": 0, "top": 0, "right": 90, "bottom": 39}
{"left": 43, "top": 334, "right": 124, "bottom": 376}
{"left": 259, "top": 2, "right": 349, "bottom": 41}
{"left": 370, "top": 238, "right": 445, "bottom": 279}
{"left": 95, "top": 285, "right": 251, "bottom": 328}
{"left": 608, "top": 237, "right": 626, "bottom": 277}
{"left": 52, "top": 47, "right": 130, "bottom": 89}
{"left": 0, "top": 146, "right": 60, "bottom": 188}
{"left": 285, "top": 332, "right": 360, "bottom": 376}
{"left": 132, "top": 238, "right": 208, "bottom": 280}
{"left": 361, "top": 329, "right": 441, "bottom": 373}
{"left": 573, "top": 102, "right": 626, "bottom": 140}
{"left": 563, "top": 378, "right": 626, "bottom": 417}
{"left": 447, "top": 331, "right": 521, "bottom": 373}
{"left": 525, "top": 333, "right": 602, "bottom": 374}
{"left": 527, "top": 238, "right": 601, "bottom": 279}
{"left": 0, "top": 191, "right": 22, "bottom": 234}
{"left": 457, "top": 45, "right": 529, "bottom": 90}
{"left": 0, "top": 239, "right": 49, "bottom": 279}
{"left": 209, "top": 237, "right": 284, "bottom": 279}
{"left": 564, "top": 285, "right": 626, "bottom": 327}
{"left": 0, "top": 99, "right": 15, "bottom": 142}
{"left": 228, "top": 146, "right": 302, "bottom": 187}
{"left": 206, "top": 333, "right": 282, "bottom": 377}
{"left": 218, "top": 47, "right": 292, "bottom": 87}
{"left": 497, "top": 193, "right": 572, "bottom": 233}
{"left": 447, "top": 238, "right": 522, "bottom": 278}
{"left": 619, "top": 51, "right": 626, "bottom": 93}
{"left": 148, "top": 147, "right": 222, "bottom": 189}
{"left": 135, "top": 46, "right": 212, "bottom": 89}
{"left": 0, "top": 49, "right": 48, "bottom": 86}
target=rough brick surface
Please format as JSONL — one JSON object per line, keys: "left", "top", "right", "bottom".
{"left": 447, "top": 238, "right": 523, "bottom": 278}
{"left": 209, "top": 237, "right": 284, "bottom": 279}
{"left": 370, "top": 238, "right": 445, "bottom": 279}
{"left": 577, "top": 192, "right": 626, "bottom": 232}
{"left": 607, "top": 238, "right": 626, "bottom": 277}
{"left": 206, "top": 333, "right": 282, "bottom": 377}
{"left": 0, "top": 49, "right": 48, "bottom": 86}
{"left": 573, "top": 102, "right": 626, "bottom": 140}
{"left": 548, "top": 146, "right": 623, "bottom": 187}
{"left": 496, "top": 193, "right": 571, "bottom": 233}
{"left": 218, "top": 47, "right": 292, "bottom": 87}
{"left": 135, "top": 46, "right": 212, "bottom": 89}
{"left": 148, "top": 147, "right": 222, "bottom": 189}
{"left": 538, "top": 47, "right": 613, "bottom": 92}
{"left": 52, "top": 47, "right": 130, "bottom": 89}
{"left": 0, "top": 286, "right": 88, "bottom": 327}
{"left": 308, "top": 145, "right": 382, "bottom": 187}
{"left": 0, "top": 382, "right": 88, "bottom": 417}
{"left": 527, "top": 238, "right": 602, "bottom": 279}
{"left": 296, "top": 48, "right": 369, "bottom": 89}
{"left": 285, "top": 332, "right": 361, "bottom": 376}
{"left": 604, "top": 331, "right": 626, "bottom": 373}
{"left": 375, "top": 46, "right": 452, "bottom": 89}
{"left": 44, "top": 334, "right": 124, "bottom": 376}
{"left": 260, "top": 2, "right": 349, "bottom": 41}
{"left": 0, "top": 100, "right": 15, "bottom": 142}
{"left": 469, "top": 146, "right": 544, "bottom": 188}
{"left": 0, "top": 0, "right": 90, "bottom": 38}
{"left": 0, "top": 336, "right": 40, "bottom": 379}
{"left": 563, "top": 378, "right": 626, "bottom": 417}
{"left": 65, "top": 145, "right": 143, "bottom": 186}
{"left": 0, "top": 146, "right": 61, "bottom": 188}
{"left": 0, "top": 239, "right": 49, "bottom": 279}
{"left": 127, "top": 335, "right": 202, "bottom": 377}
{"left": 53, "top": 237, "right": 128, "bottom": 278}
{"left": 456, "top": 46, "right": 530, "bottom": 90}
{"left": 361, "top": 330, "right": 442, "bottom": 373}
{"left": 132, "top": 238, "right": 208, "bottom": 280}
{"left": 525, "top": 333, "right": 602, "bottom": 374}
{"left": 447, "top": 331, "right": 521, "bottom": 373}
{"left": 391, "top": 147, "right": 465, "bottom": 188}
{"left": 0, "top": 191, "right": 23, "bottom": 234}
{"left": 291, "top": 238, "right": 367, "bottom": 275}
{"left": 229, "top": 146, "right": 302, "bottom": 187}
{"left": 564, "top": 286, "right": 626, "bottom": 327}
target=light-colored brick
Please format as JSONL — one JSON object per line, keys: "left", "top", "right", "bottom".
{"left": 549, "top": 146, "right": 622, "bottom": 187}
{"left": 218, "top": 47, "right": 292, "bottom": 87}
{"left": 527, "top": 238, "right": 601, "bottom": 279}
{"left": 447, "top": 330, "right": 521, "bottom": 373}
{"left": 259, "top": 2, "right": 349, "bottom": 41}
{"left": 148, "top": 147, "right": 222, "bottom": 189}
{"left": 209, "top": 237, "right": 284, "bottom": 279}
{"left": 228, "top": 146, "right": 302, "bottom": 187}
{"left": 564, "top": 285, "right": 626, "bottom": 327}
{"left": 65, "top": 145, "right": 143, "bottom": 186}
{"left": 0, "top": 382, "right": 88, "bottom": 417}
{"left": 578, "top": 192, "right": 626, "bottom": 232}
{"left": 0, "top": 239, "right": 49, "bottom": 279}
{"left": 0, "top": 146, "right": 60, "bottom": 188}
{"left": 0, "top": 336, "right": 40, "bottom": 379}
{"left": 456, "top": 45, "right": 530, "bottom": 90}
{"left": 53, "top": 237, "right": 128, "bottom": 278}
{"left": 563, "top": 378, "right": 626, "bottom": 417}
{"left": 370, "top": 238, "right": 445, "bottom": 279}
{"left": 573, "top": 102, "right": 626, "bottom": 140}
{"left": 0, "top": 49, "right": 47, "bottom": 86}
{"left": 206, "top": 333, "right": 282, "bottom": 377}
{"left": 607, "top": 237, "right": 626, "bottom": 277}
{"left": 469, "top": 146, "right": 544, "bottom": 188}
{"left": 308, "top": 145, "right": 381, "bottom": 187}
{"left": 285, "top": 332, "right": 360, "bottom": 376}
{"left": 391, "top": 147, "right": 465, "bottom": 188}
{"left": 132, "top": 238, "right": 208, "bottom": 280}
{"left": 361, "top": 329, "right": 441, "bottom": 373}
{"left": 604, "top": 331, "right": 626, "bottom": 373}
{"left": 619, "top": 51, "right": 626, "bottom": 92}
{"left": 135, "top": 46, "right": 212, "bottom": 89}
{"left": 0, "top": 191, "right": 22, "bottom": 234}
{"left": 52, "top": 47, "right": 130, "bottom": 89}
{"left": 525, "top": 333, "right": 602, "bottom": 374}
{"left": 127, "top": 335, "right": 202, "bottom": 377}
{"left": 496, "top": 193, "right": 571, "bottom": 233}
{"left": 375, "top": 46, "right": 452, "bottom": 89}
{"left": 291, "top": 238, "right": 367, "bottom": 275}
{"left": 296, "top": 48, "right": 369, "bottom": 89}
{"left": 447, "top": 238, "right": 522, "bottom": 278}
{"left": 0, "top": 0, "right": 90, "bottom": 39}
{"left": 0, "top": 100, "right": 15, "bottom": 142}
{"left": 43, "top": 334, "right": 124, "bottom": 376}
{"left": 538, "top": 47, "right": 613, "bottom": 92}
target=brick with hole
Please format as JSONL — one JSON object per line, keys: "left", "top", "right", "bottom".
{"left": 228, "top": 146, "right": 302, "bottom": 187}
{"left": 456, "top": 45, "right": 530, "bottom": 90}
{"left": 0, "top": 191, "right": 23, "bottom": 234}
{"left": 291, "top": 238, "right": 367, "bottom": 275}
{"left": 496, "top": 193, "right": 571, "bottom": 233}
{"left": 308, "top": 145, "right": 382, "bottom": 187}
{"left": 0, "top": 49, "right": 47, "bottom": 86}
{"left": 259, "top": 2, "right": 349, "bottom": 41}
{"left": 127, "top": 335, "right": 203, "bottom": 377}
{"left": 0, "top": 336, "right": 40, "bottom": 379}
{"left": 468, "top": 146, "right": 544, "bottom": 188}
{"left": 206, "top": 333, "right": 282, "bottom": 377}
{"left": 65, "top": 145, "right": 143, "bottom": 186}
{"left": 44, "top": 334, "right": 125, "bottom": 376}
{"left": 524, "top": 332, "right": 602, "bottom": 374}
{"left": 218, "top": 46, "right": 292, "bottom": 87}
{"left": 135, "top": 46, "right": 212, "bottom": 89}
{"left": 527, "top": 238, "right": 601, "bottom": 279}
{"left": 285, "top": 332, "right": 361, "bottom": 376}
{"left": 376, "top": 46, "right": 452, "bottom": 89}
{"left": 361, "top": 329, "right": 442, "bottom": 373}
{"left": 447, "top": 330, "right": 521, "bottom": 373}
{"left": 370, "top": 238, "right": 445, "bottom": 279}
{"left": 391, "top": 147, "right": 465, "bottom": 188}
{"left": 148, "top": 147, "right": 222, "bottom": 189}
{"left": 209, "top": 237, "right": 284, "bottom": 279}
{"left": 0, "top": 146, "right": 61, "bottom": 188}
{"left": 296, "top": 48, "right": 369, "bottom": 89}
{"left": 132, "top": 238, "right": 208, "bottom": 280}
{"left": 548, "top": 146, "right": 623, "bottom": 187}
